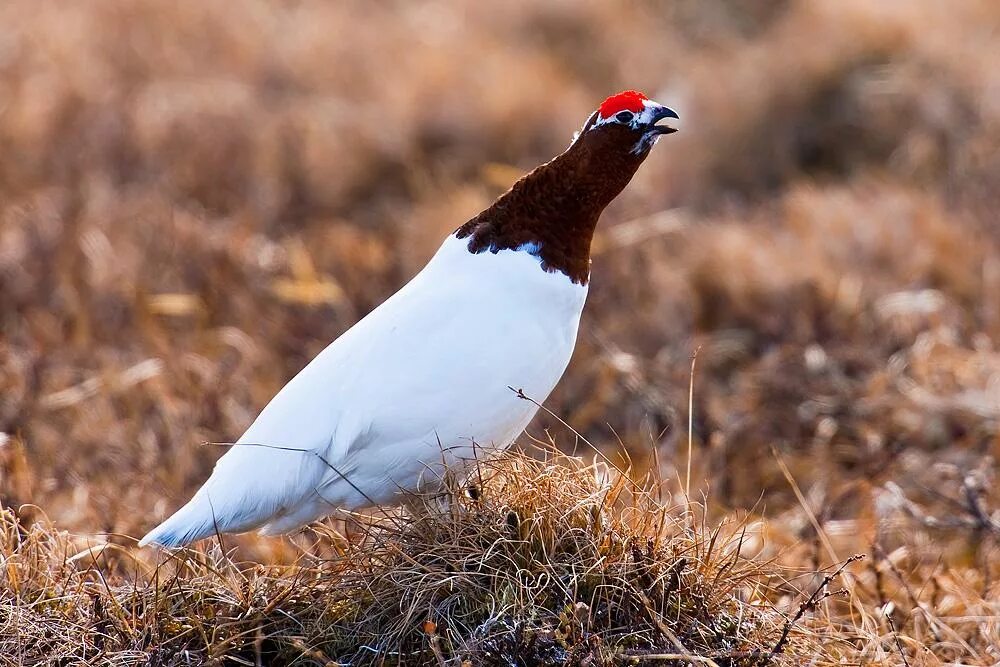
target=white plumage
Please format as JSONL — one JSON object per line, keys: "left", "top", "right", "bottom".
{"left": 139, "top": 235, "right": 587, "bottom": 547}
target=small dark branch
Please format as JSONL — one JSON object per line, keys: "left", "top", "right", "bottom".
{"left": 760, "top": 554, "right": 865, "bottom": 665}
{"left": 884, "top": 610, "right": 911, "bottom": 667}
{"left": 508, "top": 385, "right": 645, "bottom": 494}
{"left": 208, "top": 496, "right": 226, "bottom": 555}
{"left": 889, "top": 472, "right": 1000, "bottom": 535}
{"left": 510, "top": 386, "right": 528, "bottom": 401}
{"left": 203, "top": 439, "right": 406, "bottom": 529}
{"left": 872, "top": 543, "right": 942, "bottom": 643}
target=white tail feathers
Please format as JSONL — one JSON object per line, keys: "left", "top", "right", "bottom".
{"left": 138, "top": 495, "right": 223, "bottom": 548}
{"left": 138, "top": 441, "right": 328, "bottom": 548}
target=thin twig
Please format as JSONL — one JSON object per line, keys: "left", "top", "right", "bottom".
{"left": 762, "top": 554, "right": 865, "bottom": 663}
{"left": 686, "top": 346, "right": 701, "bottom": 504}
{"left": 884, "top": 610, "right": 911, "bottom": 667}
{"left": 202, "top": 441, "right": 405, "bottom": 529}
{"left": 509, "top": 387, "right": 648, "bottom": 495}
{"left": 771, "top": 445, "right": 839, "bottom": 564}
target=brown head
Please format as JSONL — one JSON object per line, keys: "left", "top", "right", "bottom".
{"left": 456, "top": 90, "right": 679, "bottom": 284}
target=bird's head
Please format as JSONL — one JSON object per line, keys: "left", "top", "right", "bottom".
{"left": 572, "top": 90, "right": 679, "bottom": 157}
{"left": 456, "top": 90, "right": 680, "bottom": 284}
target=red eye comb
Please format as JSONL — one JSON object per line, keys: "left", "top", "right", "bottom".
{"left": 598, "top": 90, "right": 649, "bottom": 118}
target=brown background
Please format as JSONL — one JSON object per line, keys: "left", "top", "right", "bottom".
{"left": 0, "top": 1, "right": 997, "bottom": 578}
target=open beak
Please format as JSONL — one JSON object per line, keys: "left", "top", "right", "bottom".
{"left": 647, "top": 105, "right": 680, "bottom": 135}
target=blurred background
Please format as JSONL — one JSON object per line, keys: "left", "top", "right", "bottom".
{"left": 0, "top": 0, "right": 998, "bottom": 577}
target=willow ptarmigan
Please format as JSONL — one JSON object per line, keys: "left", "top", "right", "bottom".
{"left": 139, "top": 90, "right": 679, "bottom": 548}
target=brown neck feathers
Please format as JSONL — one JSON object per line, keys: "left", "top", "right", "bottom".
{"left": 454, "top": 122, "right": 650, "bottom": 285}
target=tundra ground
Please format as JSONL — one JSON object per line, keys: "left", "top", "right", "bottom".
{"left": 0, "top": 1, "right": 998, "bottom": 664}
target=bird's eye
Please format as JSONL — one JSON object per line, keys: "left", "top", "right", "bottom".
{"left": 615, "top": 111, "right": 634, "bottom": 123}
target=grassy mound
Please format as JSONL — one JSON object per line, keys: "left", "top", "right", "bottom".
{"left": 0, "top": 450, "right": 819, "bottom": 665}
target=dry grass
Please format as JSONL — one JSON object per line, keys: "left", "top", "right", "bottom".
{"left": 1, "top": 0, "right": 999, "bottom": 664}
{"left": 2, "top": 449, "right": 816, "bottom": 666}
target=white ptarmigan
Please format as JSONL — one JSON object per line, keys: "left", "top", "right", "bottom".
{"left": 139, "top": 90, "right": 679, "bottom": 548}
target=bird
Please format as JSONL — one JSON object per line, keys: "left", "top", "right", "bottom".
{"left": 139, "top": 90, "right": 679, "bottom": 548}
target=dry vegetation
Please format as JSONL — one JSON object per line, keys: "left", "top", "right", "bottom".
{"left": 1, "top": 450, "right": 818, "bottom": 666}
{"left": 0, "top": 0, "right": 998, "bottom": 664}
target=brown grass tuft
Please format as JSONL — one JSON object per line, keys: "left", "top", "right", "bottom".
{"left": 1, "top": 449, "right": 820, "bottom": 666}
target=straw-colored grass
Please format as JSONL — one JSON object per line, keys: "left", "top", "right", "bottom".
{"left": 2, "top": 448, "right": 823, "bottom": 665}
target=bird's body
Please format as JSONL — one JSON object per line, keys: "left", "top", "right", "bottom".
{"left": 140, "top": 90, "right": 678, "bottom": 548}
{"left": 142, "top": 236, "right": 586, "bottom": 545}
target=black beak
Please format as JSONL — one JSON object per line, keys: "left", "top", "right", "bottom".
{"left": 648, "top": 105, "right": 680, "bottom": 135}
